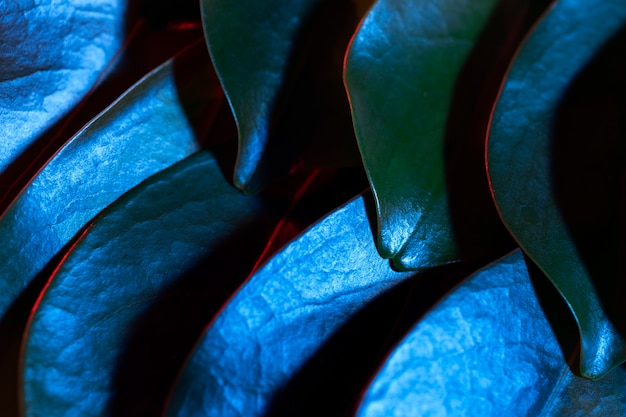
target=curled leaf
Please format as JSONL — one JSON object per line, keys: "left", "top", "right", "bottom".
{"left": 487, "top": 0, "right": 626, "bottom": 377}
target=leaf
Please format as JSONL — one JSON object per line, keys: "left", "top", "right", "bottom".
{"left": 20, "top": 150, "right": 367, "bottom": 416}
{"left": 21, "top": 151, "right": 282, "bottom": 417}
{"left": 486, "top": 0, "right": 626, "bottom": 378}
{"left": 201, "top": 0, "right": 367, "bottom": 193}
{"left": 0, "top": 0, "right": 126, "bottom": 176}
{"left": 343, "top": 0, "right": 548, "bottom": 269}
{"left": 165, "top": 195, "right": 417, "bottom": 417}
{"left": 0, "top": 41, "right": 220, "bottom": 319}
{"left": 355, "top": 250, "right": 626, "bottom": 417}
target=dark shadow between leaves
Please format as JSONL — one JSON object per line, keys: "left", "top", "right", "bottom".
{"left": 105, "top": 205, "right": 280, "bottom": 417}
{"left": 171, "top": 42, "right": 239, "bottom": 185}
{"left": 524, "top": 253, "right": 581, "bottom": 375}
{"left": 443, "top": 0, "right": 552, "bottom": 262}
{"left": 550, "top": 23, "right": 626, "bottom": 340}
{"left": 0, "top": 224, "right": 102, "bottom": 417}
{"left": 261, "top": 260, "right": 484, "bottom": 417}
{"left": 139, "top": 0, "right": 201, "bottom": 30}
{"left": 0, "top": 3, "right": 202, "bottom": 416}
{"left": 235, "top": 0, "right": 365, "bottom": 193}
{"left": 103, "top": 22, "right": 369, "bottom": 413}
{"left": 105, "top": 166, "right": 368, "bottom": 417}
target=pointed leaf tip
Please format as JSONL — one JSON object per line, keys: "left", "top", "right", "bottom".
{"left": 203, "top": 0, "right": 365, "bottom": 193}
{"left": 345, "top": 0, "right": 539, "bottom": 270}
{"left": 166, "top": 195, "right": 416, "bottom": 417}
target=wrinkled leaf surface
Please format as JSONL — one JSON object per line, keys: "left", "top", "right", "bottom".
{"left": 22, "top": 151, "right": 280, "bottom": 417}
{"left": 356, "top": 250, "right": 626, "bottom": 416}
{"left": 166, "top": 195, "right": 416, "bottom": 417}
{"left": 0, "top": 41, "right": 219, "bottom": 318}
{"left": 487, "top": 0, "right": 626, "bottom": 377}
{"left": 0, "top": 0, "right": 126, "bottom": 174}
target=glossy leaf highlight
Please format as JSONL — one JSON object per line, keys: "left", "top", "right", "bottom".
{"left": 344, "top": 0, "right": 505, "bottom": 269}
{"left": 0, "top": 41, "right": 219, "bottom": 319}
{"left": 487, "top": 0, "right": 626, "bottom": 377}
{"left": 166, "top": 195, "right": 415, "bottom": 417}
{"left": 357, "top": 250, "right": 626, "bottom": 416}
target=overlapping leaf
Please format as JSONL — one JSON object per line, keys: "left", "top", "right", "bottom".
{"left": 201, "top": 0, "right": 367, "bottom": 193}
{"left": 21, "top": 151, "right": 280, "bottom": 417}
{"left": 0, "top": 0, "right": 127, "bottom": 176}
{"left": 0, "top": 41, "right": 219, "bottom": 319}
{"left": 344, "top": 0, "right": 483, "bottom": 268}
{"left": 344, "top": 0, "right": 549, "bottom": 269}
{"left": 4, "top": 0, "right": 625, "bottom": 415}
{"left": 487, "top": 0, "right": 626, "bottom": 378}
{"left": 21, "top": 149, "right": 367, "bottom": 416}
{"left": 165, "top": 195, "right": 417, "bottom": 417}
{"left": 356, "top": 250, "right": 626, "bottom": 416}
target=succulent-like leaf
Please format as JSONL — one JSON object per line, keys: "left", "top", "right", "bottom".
{"left": 487, "top": 0, "right": 626, "bottom": 377}
{"left": 343, "top": 0, "right": 549, "bottom": 269}
{"left": 0, "top": 41, "right": 219, "bottom": 319}
{"left": 356, "top": 250, "right": 626, "bottom": 416}
{"left": 21, "top": 151, "right": 285, "bottom": 417}
{"left": 201, "top": 0, "right": 367, "bottom": 193}
{"left": 0, "top": 0, "right": 126, "bottom": 176}
{"left": 165, "top": 195, "right": 416, "bottom": 417}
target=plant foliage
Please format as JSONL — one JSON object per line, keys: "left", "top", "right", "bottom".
{"left": 0, "top": 0, "right": 625, "bottom": 415}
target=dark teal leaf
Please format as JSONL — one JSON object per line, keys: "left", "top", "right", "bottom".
{"left": 343, "top": 0, "right": 547, "bottom": 269}
{"left": 487, "top": 0, "right": 626, "bottom": 377}
{"left": 165, "top": 195, "right": 417, "bottom": 417}
{"left": 0, "top": 41, "right": 219, "bottom": 319}
{"left": 21, "top": 151, "right": 280, "bottom": 417}
{"left": 201, "top": 0, "right": 366, "bottom": 193}
{"left": 356, "top": 250, "right": 626, "bottom": 416}
{"left": 0, "top": 0, "right": 126, "bottom": 175}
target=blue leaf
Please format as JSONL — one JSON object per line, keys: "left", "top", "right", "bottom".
{"left": 0, "top": 41, "right": 218, "bottom": 319}
{"left": 165, "top": 195, "right": 417, "bottom": 417}
{"left": 356, "top": 250, "right": 626, "bottom": 416}
{"left": 0, "top": 0, "right": 127, "bottom": 174}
